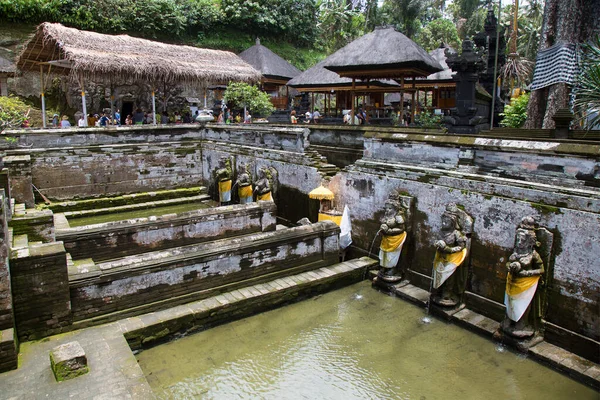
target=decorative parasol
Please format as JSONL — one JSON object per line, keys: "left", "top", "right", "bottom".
{"left": 309, "top": 185, "right": 334, "bottom": 200}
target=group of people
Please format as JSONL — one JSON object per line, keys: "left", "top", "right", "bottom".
{"left": 216, "top": 108, "right": 252, "bottom": 124}
{"left": 290, "top": 109, "right": 322, "bottom": 124}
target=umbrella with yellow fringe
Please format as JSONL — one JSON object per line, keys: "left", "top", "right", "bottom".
{"left": 310, "top": 185, "right": 341, "bottom": 225}
{"left": 309, "top": 185, "right": 334, "bottom": 200}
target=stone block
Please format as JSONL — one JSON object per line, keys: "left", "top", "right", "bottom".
{"left": 49, "top": 341, "right": 89, "bottom": 381}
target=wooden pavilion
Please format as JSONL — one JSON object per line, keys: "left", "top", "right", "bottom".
{"left": 286, "top": 59, "right": 401, "bottom": 119}
{"left": 238, "top": 39, "right": 301, "bottom": 110}
{"left": 323, "top": 26, "right": 443, "bottom": 123}
{"left": 0, "top": 55, "right": 16, "bottom": 97}
{"left": 16, "top": 23, "right": 261, "bottom": 127}
{"left": 411, "top": 44, "right": 457, "bottom": 114}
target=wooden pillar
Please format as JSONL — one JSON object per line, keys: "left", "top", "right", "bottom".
{"left": 151, "top": 87, "right": 157, "bottom": 125}
{"left": 400, "top": 76, "right": 404, "bottom": 126}
{"left": 40, "top": 65, "right": 47, "bottom": 128}
{"left": 351, "top": 78, "right": 356, "bottom": 125}
{"left": 78, "top": 72, "right": 88, "bottom": 127}
{"left": 311, "top": 92, "right": 315, "bottom": 113}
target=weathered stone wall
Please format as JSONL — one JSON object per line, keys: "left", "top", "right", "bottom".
{"left": 10, "top": 242, "right": 71, "bottom": 341}
{"left": 57, "top": 202, "right": 277, "bottom": 262}
{"left": 202, "top": 125, "right": 323, "bottom": 225}
{"left": 69, "top": 222, "right": 340, "bottom": 322}
{"left": 0, "top": 192, "right": 12, "bottom": 331}
{"left": 26, "top": 141, "right": 202, "bottom": 200}
{"left": 330, "top": 131, "right": 600, "bottom": 361}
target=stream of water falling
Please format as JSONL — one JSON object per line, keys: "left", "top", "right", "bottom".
{"left": 136, "top": 281, "right": 597, "bottom": 400}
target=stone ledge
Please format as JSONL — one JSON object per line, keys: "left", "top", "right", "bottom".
{"left": 119, "top": 256, "right": 378, "bottom": 350}
{"left": 0, "top": 328, "right": 18, "bottom": 373}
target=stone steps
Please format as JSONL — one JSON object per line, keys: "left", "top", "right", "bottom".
{"left": 116, "top": 256, "right": 378, "bottom": 350}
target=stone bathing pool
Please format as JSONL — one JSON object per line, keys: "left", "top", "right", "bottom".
{"left": 136, "top": 281, "right": 596, "bottom": 400}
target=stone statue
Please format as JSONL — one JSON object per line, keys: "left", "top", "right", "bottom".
{"left": 236, "top": 163, "right": 253, "bottom": 204}
{"left": 254, "top": 167, "right": 273, "bottom": 201}
{"left": 431, "top": 203, "right": 472, "bottom": 308}
{"left": 500, "top": 216, "right": 545, "bottom": 339}
{"left": 215, "top": 157, "right": 232, "bottom": 205}
{"left": 378, "top": 196, "right": 407, "bottom": 283}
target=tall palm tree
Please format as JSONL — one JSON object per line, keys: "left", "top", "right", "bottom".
{"left": 574, "top": 35, "right": 600, "bottom": 129}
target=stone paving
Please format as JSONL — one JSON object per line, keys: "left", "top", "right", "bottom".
{"left": 0, "top": 323, "right": 154, "bottom": 400}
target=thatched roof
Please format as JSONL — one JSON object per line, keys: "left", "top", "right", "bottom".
{"left": 427, "top": 44, "right": 455, "bottom": 81}
{"left": 287, "top": 59, "right": 399, "bottom": 91}
{"left": 0, "top": 55, "right": 16, "bottom": 76}
{"left": 238, "top": 38, "right": 301, "bottom": 81}
{"left": 17, "top": 23, "right": 261, "bottom": 86}
{"left": 324, "top": 26, "right": 443, "bottom": 79}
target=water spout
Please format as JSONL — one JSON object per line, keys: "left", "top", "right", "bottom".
{"left": 368, "top": 229, "right": 383, "bottom": 257}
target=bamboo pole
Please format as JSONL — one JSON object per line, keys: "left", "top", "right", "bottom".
{"left": 40, "top": 65, "right": 47, "bottom": 128}
{"left": 151, "top": 88, "right": 157, "bottom": 125}
{"left": 78, "top": 73, "right": 88, "bottom": 127}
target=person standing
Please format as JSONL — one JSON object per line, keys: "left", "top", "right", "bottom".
{"left": 290, "top": 110, "right": 298, "bottom": 124}
{"left": 52, "top": 114, "right": 59, "bottom": 128}
{"left": 78, "top": 115, "right": 86, "bottom": 127}
{"left": 99, "top": 112, "right": 110, "bottom": 127}
{"left": 60, "top": 115, "right": 71, "bottom": 128}
{"left": 312, "top": 108, "right": 321, "bottom": 124}
{"left": 114, "top": 109, "right": 121, "bottom": 126}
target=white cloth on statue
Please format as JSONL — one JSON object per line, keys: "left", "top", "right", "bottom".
{"left": 339, "top": 205, "right": 352, "bottom": 250}
{"left": 505, "top": 280, "right": 539, "bottom": 322}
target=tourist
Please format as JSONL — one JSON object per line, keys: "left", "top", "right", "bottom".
{"left": 234, "top": 113, "right": 242, "bottom": 124}
{"left": 217, "top": 111, "right": 224, "bottom": 124}
{"left": 244, "top": 110, "right": 252, "bottom": 124}
{"left": 312, "top": 108, "right": 321, "bottom": 124}
{"left": 125, "top": 114, "right": 133, "bottom": 125}
{"left": 133, "top": 108, "right": 145, "bottom": 125}
{"left": 78, "top": 115, "right": 86, "bottom": 127}
{"left": 52, "top": 113, "right": 59, "bottom": 128}
{"left": 94, "top": 114, "right": 100, "bottom": 126}
{"left": 182, "top": 112, "right": 191, "bottom": 123}
{"left": 290, "top": 110, "right": 298, "bottom": 124}
{"left": 357, "top": 108, "right": 366, "bottom": 125}
{"left": 60, "top": 115, "right": 71, "bottom": 128}
{"left": 304, "top": 111, "right": 312, "bottom": 123}
{"left": 99, "top": 112, "right": 110, "bottom": 127}
{"left": 87, "top": 113, "right": 97, "bottom": 127}
{"left": 161, "top": 111, "right": 169, "bottom": 125}
{"left": 145, "top": 112, "right": 154, "bottom": 124}
{"left": 225, "top": 108, "right": 231, "bottom": 124}
{"left": 114, "top": 109, "right": 121, "bottom": 126}
{"left": 174, "top": 111, "right": 182, "bottom": 124}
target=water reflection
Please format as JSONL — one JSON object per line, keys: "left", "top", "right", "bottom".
{"left": 137, "top": 281, "right": 597, "bottom": 400}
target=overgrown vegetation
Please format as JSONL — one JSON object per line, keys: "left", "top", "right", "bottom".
{"left": 415, "top": 112, "right": 444, "bottom": 129}
{"left": 500, "top": 92, "right": 530, "bottom": 128}
{"left": 0, "top": 96, "right": 44, "bottom": 132}
{"left": 574, "top": 35, "right": 600, "bottom": 130}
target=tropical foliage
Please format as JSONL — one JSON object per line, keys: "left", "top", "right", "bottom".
{"left": 416, "top": 18, "right": 461, "bottom": 52}
{"left": 500, "top": 92, "right": 530, "bottom": 128}
{"left": 574, "top": 36, "right": 600, "bottom": 130}
{"left": 0, "top": 96, "right": 33, "bottom": 132}
{"left": 224, "top": 82, "right": 275, "bottom": 117}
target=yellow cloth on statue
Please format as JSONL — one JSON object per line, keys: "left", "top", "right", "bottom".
{"left": 318, "top": 213, "right": 342, "bottom": 226}
{"left": 258, "top": 192, "right": 272, "bottom": 201}
{"left": 433, "top": 248, "right": 467, "bottom": 267}
{"left": 380, "top": 231, "right": 407, "bottom": 252}
{"left": 239, "top": 185, "right": 252, "bottom": 198}
{"left": 506, "top": 272, "right": 540, "bottom": 296}
{"left": 219, "top": 180, "right": 232, "bottom": 193}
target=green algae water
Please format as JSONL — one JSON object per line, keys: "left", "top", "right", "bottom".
{"left": 67, "top": 202, "right": 210, "bottom": 227}
{"left": 136, "top": 281, "right": 597, "bottom": 400}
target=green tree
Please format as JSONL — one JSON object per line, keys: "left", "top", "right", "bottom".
{"left": 500, "top": 92, "right": 529, "bottom": 128}
{"left": 416, "top": 18, "right": 461, "bottom": 51}
{"left": 223, "top": 82, "right": 275, "bottom": 118}
{"left": 317, "top": 0, "right": 364, "bottom": 52}
{"left": 380, "top": 0, "right": 427, "bottom": 38}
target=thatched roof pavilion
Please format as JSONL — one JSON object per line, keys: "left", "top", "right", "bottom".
{"left": 17, "top": 23, "right": 261, "bottom": 85}
{"left": 238, "top": 38, "right": 301, "bottom": 110}
{"left": 287, "top": 60, "right": 399, "bottom": 92}
{"left": 16, "top": 22, "right": 261, "bottom": 126}
{"left": 0, "top": 55, "right": 16, "bottom": 96}
{"left": 239, "top": 39, "right": 301, "bottom": 82}
{"left": 323, "top": 26, "right": 443, "bottom": 80}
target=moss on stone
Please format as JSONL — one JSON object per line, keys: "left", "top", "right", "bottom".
{"left": 50, "top": 354, "right": 89, "bottom": 382}
{"left": 530, "top": 202, "right": 563, "bottom": 215}
{"left": 417, "top": 175, "right": 435, "bottom": 184}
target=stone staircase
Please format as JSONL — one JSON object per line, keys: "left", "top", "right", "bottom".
{"left": 306, "top": 147, "right": 339, "bottom": 177}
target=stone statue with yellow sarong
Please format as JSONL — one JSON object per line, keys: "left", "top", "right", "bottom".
{"left": 431, "top": 203, "right": 472, "bottom": 308}
{"left": 254, "top": 166, "right": 275, "bottom": 202}
{"left": 215, "top": 157, "right": 232, "bottom": 205}
{"left": 499, "top": 216, "right": 546, "bottom": 340}
{"left": 377, "top": 196, "right": 408, "bottom": 283}
{"left": 236, "top": 163, "right": 253, "bottom": 204}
